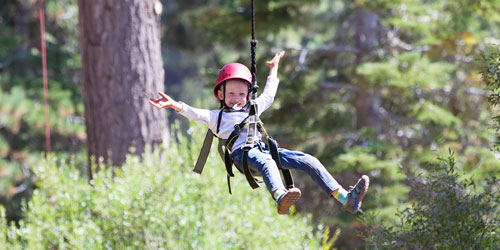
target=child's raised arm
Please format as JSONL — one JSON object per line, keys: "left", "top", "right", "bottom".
{"left": 265, "top": 51, "right": 285, "bottom": 78}
{"left": 149, "top": 91, "right": 183, "bottom": 112}
{"left": 254, "top": 51, "right": 285, "bottom": 115}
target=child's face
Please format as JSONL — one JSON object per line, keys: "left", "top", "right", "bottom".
{"left": 217, "top": 79, "right": 249, "bottom": 108}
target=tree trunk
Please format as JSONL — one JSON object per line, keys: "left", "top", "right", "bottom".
{"left": 352, "top": 9, "right": 384, "bottom": 130}
{"left": 78, "top": 0, "right": 169, "bottom": 176}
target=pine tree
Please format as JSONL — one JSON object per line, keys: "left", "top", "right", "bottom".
{"left": 77, "top": 0, "right": 170, "bottom": 172}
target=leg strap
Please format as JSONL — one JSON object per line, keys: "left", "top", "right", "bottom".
{"left": 268, "top": 137, "right": 294, "bottom": 189}
{"left": 227, "top": 175, "right": 232, "bottom": 194}
{"left": 242, "top": 149, "right": 260, "bottom": 189}
{"left": 223, "top": 145, "right": 235, "bottom": 194}
{"left": 224, "top": 148, "right": 234, "bottom": 177}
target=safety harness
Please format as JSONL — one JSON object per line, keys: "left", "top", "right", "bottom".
{"left": 193, "top": 100, "right": 294, "bottom": 194}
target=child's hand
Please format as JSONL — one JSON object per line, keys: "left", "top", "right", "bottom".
{"left": 149, "top": 91, "right": 182, "bottom": 112}
{"left": 265, "top": 51, "right": 285, "bottom": 69}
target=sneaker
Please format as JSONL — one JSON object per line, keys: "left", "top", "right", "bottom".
{"left": 345, "top": 175, "right": 370, "bottom": 214}
{"left": 277, "top": 187, "right": 301, "bottom": 215}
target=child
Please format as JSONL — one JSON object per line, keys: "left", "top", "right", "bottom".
{"left": 150, "top": 51, "right": 369, "bottom": 215}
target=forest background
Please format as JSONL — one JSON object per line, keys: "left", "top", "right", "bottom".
{"left": 0, "top": 0, "right": 499, "bottom": 249}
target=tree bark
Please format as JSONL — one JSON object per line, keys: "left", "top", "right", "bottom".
{"left": 78, "top": 0, "right": 168, "bottom": 176}
{"left": 352, "top": 9, "right": 384, "bottom": 130}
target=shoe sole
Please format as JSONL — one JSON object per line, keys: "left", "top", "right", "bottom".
{"left": 352, "top": 175, "right": 370, "bottom": 213}
{"left": 278, "top": 188, "right": 301, "bottom": 215}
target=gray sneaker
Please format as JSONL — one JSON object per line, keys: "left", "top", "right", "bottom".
{"left": 345, "top": 175, "right": 369, "bottom": 214}
{"left": 276, "top": 188, "right": 301, "bottom": 215}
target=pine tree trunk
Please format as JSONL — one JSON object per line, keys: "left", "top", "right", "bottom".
{"left": 352, "top": 9, "right": 384, "bottom": 131}
{"left": 78, "top": 0, "right": 168, "bottom": 176}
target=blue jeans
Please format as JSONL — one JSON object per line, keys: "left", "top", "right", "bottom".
{"left": 231, "top": 142, "right": 341, "bottom": 196}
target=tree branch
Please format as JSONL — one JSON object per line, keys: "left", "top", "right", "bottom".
{"left": 320, "top": 81, "right": 361, "bottom": 92}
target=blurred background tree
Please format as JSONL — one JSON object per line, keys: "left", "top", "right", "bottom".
{"left": 482, "top": 46, "right": 500, "bottom": 149}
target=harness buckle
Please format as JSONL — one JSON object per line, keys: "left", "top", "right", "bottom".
{"left": 243, "top": 137, "right": 256, "bottom": 150}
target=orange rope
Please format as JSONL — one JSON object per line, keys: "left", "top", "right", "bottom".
{"left": 39, "top": 0, "right": 51, "bottom": 154}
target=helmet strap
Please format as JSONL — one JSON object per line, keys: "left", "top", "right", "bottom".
{"left": 219, "top": 82, "right": 226, "bottom": 109}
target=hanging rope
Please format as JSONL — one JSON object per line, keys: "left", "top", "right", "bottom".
{"left": 39, "top": 0, "right": 51, "bottom": 155}
{"left": 250, "top": 0, "right": 258, "bottom": 99}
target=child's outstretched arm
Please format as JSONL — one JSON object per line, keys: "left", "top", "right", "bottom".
{"left": 255, "top": 51, "right": 285, "bottom": 115}
{"left": 149, "top": 91, "right": 183, "bottom": 112}
{"left": 265, "top": 50, "right": 285, "bottom": 78}
{"left": 150, "top": 91, "right": 216, "bottom": 129}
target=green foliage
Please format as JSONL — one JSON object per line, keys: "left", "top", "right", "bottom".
{"left": 383, "top": 0, "right": 500, "bottom": 43}
{"left": 356, "top": 52, "right": 455, "bottom": 89}
{"left": 364, "top": 151, "right": 500, "bottom": 249}
{"left": 0, "top": 124, "right": 321, "bottom": 249}
{"left": 0, "top": 25, "right": 22, "bottom": 57}
{"left": 0, "top": 0, "right": 85, "bottom": 222}
{"left": 482, "top": 46, "right": 500, "bottom": 150}
{"left": 321, "top": 226, "right": 340, "bottom": 250}
{"left": 353, "top": 0, "right": 405, "bottom": 12}
{"left": 410, "top": 101, "right": 461, "bottom": 127}
{"left": 183, "top": 0, "right": 315, "bottom": 43}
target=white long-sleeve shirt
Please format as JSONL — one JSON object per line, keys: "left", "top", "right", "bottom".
{"left": 178, "top": 76, "right": 279, "bottom": 152}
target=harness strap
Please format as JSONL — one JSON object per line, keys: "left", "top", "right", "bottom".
{"left": 217, "top": 140, "right": 226, "bottom": 160}
{"left": 240, "top": 103, "right": 261, "bottom": 189}
{"left": 227, "top": 175, "right": 232, "bottom": 194}
{"left": 224, "top": 148, "right": 234, "bottom": 177}
{"left": 216, "top": 109, "right": 224, "bottom": 134}
{"left": 258, "top": 122, "right": 295, "bottom": 189}
{"left": 242, "top": 149, "right": 260, "bottom": 189}
{"left": 222, "top": 131, "right": 241, "bottom": 195}
{"left": 193, "top": 129, "right": 214, "bottom": 174}
{"left": 268, "top": 137, "right": 294, "bottom": 189}
{"left": 193, "top": 108, "right": 225, "bottom": 174}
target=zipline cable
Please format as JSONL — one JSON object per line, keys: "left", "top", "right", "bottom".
{"left": 39, "top": 0, "right": 51, "bottom": 155}
{"left": 250, "top": 0, "right": 258, "bottom": 99}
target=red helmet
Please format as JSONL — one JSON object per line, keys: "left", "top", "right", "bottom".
{"left": 213, "top": 63, "right": 252, "bottom": 98}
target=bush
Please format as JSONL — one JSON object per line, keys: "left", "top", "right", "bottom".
{"left": 363, "top": 151, "right": 500, "bottom": 249}
{"left": 0, "top": 124, "right": 321, "bottom": 249}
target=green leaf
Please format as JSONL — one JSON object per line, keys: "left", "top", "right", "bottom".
{"left": 410, "top": 101, "right": 461, "bottom": 127}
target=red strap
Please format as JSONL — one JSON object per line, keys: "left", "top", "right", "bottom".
{"left": 39, "top": 0, "right": 51, "bottom": 154}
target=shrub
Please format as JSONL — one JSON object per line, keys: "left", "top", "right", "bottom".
{"left": 0, "top": 124, "right": 321, "bottom": 249}
{"left": 363, "top": 151, "right": 500, "bottom": 249}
